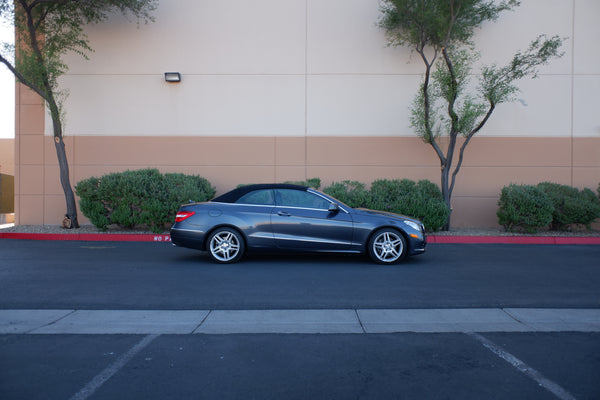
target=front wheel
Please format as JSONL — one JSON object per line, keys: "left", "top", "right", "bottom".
{"left": 207, "top": 228, "right": 245, "bottom": 264}
{"left": 367, "top": 229, "right": 407, "bottom": 264}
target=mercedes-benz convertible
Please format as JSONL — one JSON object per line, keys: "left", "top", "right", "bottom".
{"left": 170, "top": 184, "right": 426, "bottom": 264}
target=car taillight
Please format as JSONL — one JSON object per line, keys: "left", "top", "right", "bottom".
{"left": 175, "top": 211, "right": 195, "bottom": 222}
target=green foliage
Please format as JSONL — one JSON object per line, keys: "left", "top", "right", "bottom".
{"left": 379, "top": 0, "right": 518, "bottom": 49}
{"left": 1, "top": 0, "right": 157, "bottom": 102}
{"left": 0, "top": 0, "right": 157, "bottom": 227}
{"left": 75, "top": 169, "right": 215, "bottom": 233}
{"left": 284, "top": 178, "right": 321, "bottom": 189}
{"left": 366, "top": 179, "right": 450, "bottom": 231}
{"left": 0, "top": 2, "right": 15, "bottom": 64}
{"left": 378, "top": 0, "right": 563, "bottom": 230}
{"left": 497, "top": 184, "right": 553, "bottom": 233}
{"left": 481, "top": 35, "right": 564, "bottom": 105}
{"left": 497, "top": 183, "right": 600, "bottom": 232}
{"left": 537, "top": 182, "right": 600, "bottom": 230}
{"left": 322, "top": 181, "right": 370, "bottom": 208}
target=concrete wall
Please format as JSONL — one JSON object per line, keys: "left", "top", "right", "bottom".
{"left": 14, "top": 0, "right": 600, "bottom": 227}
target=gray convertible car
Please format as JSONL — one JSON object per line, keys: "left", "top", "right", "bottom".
{"left": 170, "top": 184, "right": 426, "bottom": 264}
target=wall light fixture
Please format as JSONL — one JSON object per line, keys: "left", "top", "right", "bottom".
{"left": 164, "top": 72, "right": 181, "bottom": 83}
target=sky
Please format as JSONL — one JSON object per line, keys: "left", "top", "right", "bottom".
{"left": 0, "top": 23, "right": 14, "bottom": 139}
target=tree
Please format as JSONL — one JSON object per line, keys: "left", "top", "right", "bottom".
{"left": 378, "top": 0, "right": 563, "bottom": 230}
{"left": 0, "top": 0, "right": 157, "bottom": 228}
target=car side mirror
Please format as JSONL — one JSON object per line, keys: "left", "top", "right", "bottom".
{"left": 328, "top": 203, "right": 340, "bottom": 213}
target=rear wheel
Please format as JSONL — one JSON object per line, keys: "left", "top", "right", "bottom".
{"left": 367, "top": 228, "right": 407, "bottom": 264}
{"left": 207, "top": 228, "right": 245, "bottom": 264}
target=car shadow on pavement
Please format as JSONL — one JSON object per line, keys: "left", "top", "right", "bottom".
{"left": 171, "top": 249, "right": 425, "bottom": 268}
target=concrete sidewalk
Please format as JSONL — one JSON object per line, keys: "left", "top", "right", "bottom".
{"left": 2, "top": 308, "right": 599, "bottom": 335}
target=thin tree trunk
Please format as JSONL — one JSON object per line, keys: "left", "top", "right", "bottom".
{"left": 18, "top": 4, "right": 80, "bottom": 228}
{"left": 53, "top": 137, "right": 79, "bottom": 228}
{"left": 440, "top": 161, "right": 452, "bottom": 231}
{"left": 48, "top": 99, "right": 79, "bottom": 228}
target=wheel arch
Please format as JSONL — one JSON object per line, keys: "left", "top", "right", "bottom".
{"left": 203, "top": 224, "right": 248, "bottom": 251}
{"left": 365, "top": 225, "right": 411, "bottom": 253}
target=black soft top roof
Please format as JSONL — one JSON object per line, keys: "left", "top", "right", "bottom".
{"left": 211, "top": 184, "right": 308, "bottom": 203}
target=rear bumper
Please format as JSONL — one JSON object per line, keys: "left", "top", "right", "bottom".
{"left": 170, "top": 227, "right": 206, "bottom": 250}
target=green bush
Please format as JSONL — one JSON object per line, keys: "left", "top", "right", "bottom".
{"left": 366, "top": 179, "right": 450, "bottom": 231}
{"left": 322, "top": 180, "right": 370, "bottom": 208}
{"left": 537, "top": 182, "right": 600, "bottom": 230}
{"left": 75, "top": 169, "right": 215, "bottom": 233}
{"left": 284, "top": 177, "right": 321, "bottom": 189}
{"left": 497, "top": 184, "right": 553, "bottom": 233}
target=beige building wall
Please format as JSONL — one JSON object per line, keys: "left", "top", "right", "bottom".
{"left": 15, "top": 125, "right": 599, "bottom": 227}
{"left": 14, "top": 0, "right": 600, "bottom": 227}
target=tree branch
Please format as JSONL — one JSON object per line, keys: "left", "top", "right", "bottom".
{"left": 470, "top": 100, "right": 496, "bottom": 136}
{"left": 449, "top": 101, "right": 496, "bottom": 196}
{"left": 416, "top": 47, "right": 446, "bottom": 165}
{"left": 442, "top": 46, "right": 459, "bottom": 129}
{"left": 0, "top": 53, "right": 49, "bottom": 100}
{"left": 29, "top": 0, "right": 70, "bottom": 8}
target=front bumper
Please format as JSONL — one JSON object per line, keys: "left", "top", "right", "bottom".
{"left": 408, "top": 233, "right": 427, "bottom": 256}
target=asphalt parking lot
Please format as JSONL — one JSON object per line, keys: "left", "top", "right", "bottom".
{"left": 1, "top": 240, "right": 599, "bottom": 310}
{"left": 1, "top": 240, "right": 599, "bottom": 399}
{"left": 2, "top": 332, "right": 599, "bottom": 400}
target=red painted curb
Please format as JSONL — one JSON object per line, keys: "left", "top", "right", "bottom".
{"left": 1, "top": 232, "right": 599, "bottom": 245}
{"left": 0, "top": 232, "right": 172, "bottom": 242}
{"left": 553, "top": 237, "right": 600, "bottom": 245}
{"left": 428, "top": 235, "right": 600, "bottom": 245}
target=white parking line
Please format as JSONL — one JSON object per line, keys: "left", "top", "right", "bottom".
{"left": 68, "top": 334, "right": 159, "bottom": 400}
{"left": 468, "top": 333, "right": 576, "bottom": 400}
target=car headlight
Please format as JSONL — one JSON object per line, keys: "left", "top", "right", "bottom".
{"left": 404, "top": 220, "right": 422, "bottom": 232}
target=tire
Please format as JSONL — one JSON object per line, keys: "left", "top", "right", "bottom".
{"left": 367, "top": 228, "right": 407, "bottom": 264}
{"left": 207, "top": 228, "right": 245, "bottom": 264}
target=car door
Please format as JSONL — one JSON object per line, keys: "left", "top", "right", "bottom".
{"left": 271, "top": 189, "right": 354, "bottom": 250}
{"left": 231, "top": 188, "right": 276, "bottom": 248}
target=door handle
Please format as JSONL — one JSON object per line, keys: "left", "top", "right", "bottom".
{"left": 277, "top": 211, "right": 292, "bottom": 217}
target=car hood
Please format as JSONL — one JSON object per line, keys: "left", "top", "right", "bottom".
{"left": 352, "top": 208, "right": 420, "bottom": 223}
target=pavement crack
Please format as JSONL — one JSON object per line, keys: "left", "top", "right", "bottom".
{"left": 501, "top": 308, "right": 534, "bottom": 330}
{"left": 26, "top": 309, "right": 77, "bottom": 334}
{"left": 192, "top": 310, "right": 212, "bottom": 334}
{"left": 354, "top": 309, "right": 366, "bottom": 334}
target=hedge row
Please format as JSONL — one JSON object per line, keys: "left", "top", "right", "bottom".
{"left": 291, "top": 178, "right": 450, "bottom": 231}
{"left": 76, "top": 170, "right": 598, "bottom": 234}
{"left": 497, "top": 182, "right": 600, "bottom": 233}
{"left": 76, "top": 172, "right": 449, "bottom": 232}
{"left": 75, "top": 169, "right": 215, "bottom": 233}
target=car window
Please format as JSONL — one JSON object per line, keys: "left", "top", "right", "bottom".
{"left": 236, "top": 189, "right": 275, "bottom": 205}
{"left": 276, "top": 189, "right": 331, "bottom": 210}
